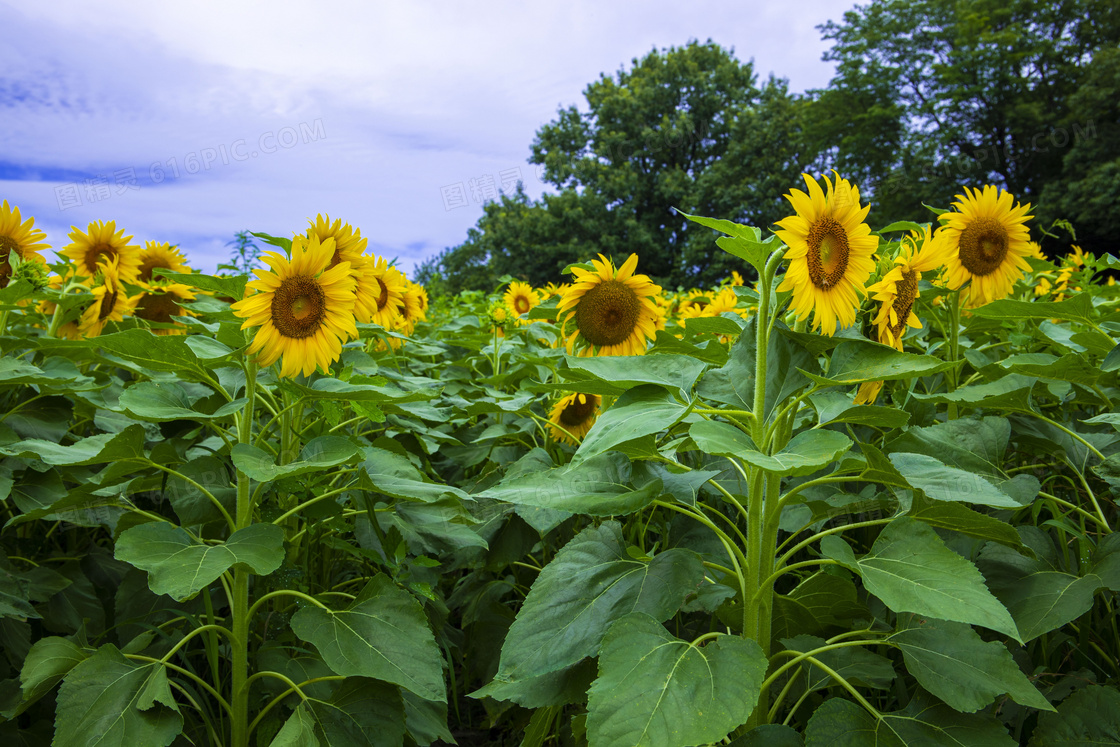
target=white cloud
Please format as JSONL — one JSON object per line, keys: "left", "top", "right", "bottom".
{"left": 2, "top": 0, "right": 849, "bottom": 275}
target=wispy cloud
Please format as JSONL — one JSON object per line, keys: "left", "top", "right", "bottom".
{"left": 2, "top": 0, "right": 848, "bottom": 275}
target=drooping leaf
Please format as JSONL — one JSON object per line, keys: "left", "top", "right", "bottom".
{"left": 890, "top": 614, "right": 1052, "bottom": 713}
{"left": 821, "top": 518, "right": 1020, "bottom": 641}
{"left": 495, "top": 522, "right": 703, "bottom": 682}
{"left": 119, "top": 381, "right": 245, "bottom": 422}
{"left": 559, "top": 354, "right": 709, "bottom": 399}
{"left": 290, "top": 574, "right": 445, "bottom": 702}
{"left": 232, "top": 436, "right": 361, "bottom": 482}
{"left": 270, "top": 678, "right": 406, "bottom": 747}
{"left": 54, "top": 644, "right": 183, "bottom": 747}
{"left": 1027, "top": 685, "right": 1120, "bottom": 746}
{"left": 692, "top": 421, "right": 851, "bottom": 476}
{"left": 586, "top": 613, "right": 767, "bottom": 747}
{"left": 805, "top": 339, "right": 959, "bottom": 386}
{"left": 115, "top": 522, "right": 285, "bottom": 601}
{"left": 0, "top": 426, "right": 145, "bottom": 466}
{"left": 574, "top": 385, "right": 690, "bottom": 462}
{"left": 805, "top": 695, "right": 1016, "bottom": 746}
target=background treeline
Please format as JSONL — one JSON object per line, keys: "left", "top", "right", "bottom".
{"left": 415, "top": 0, "right": 1120, "bottom": 294}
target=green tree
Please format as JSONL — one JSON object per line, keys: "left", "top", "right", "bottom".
{"left": 425, "top": 41, "right": 806, "bottom": 293}
{"left": 806, "top": 0, "right": 1120, "bottom": 249}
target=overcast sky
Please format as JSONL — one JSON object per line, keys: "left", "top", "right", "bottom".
{"left": 1, "top": 0, "right": 853, "bottom": 276}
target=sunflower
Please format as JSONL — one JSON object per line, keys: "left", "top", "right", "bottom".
{"left": 394, "top": 281, "right": 427, "bottom": 336}
{"left": 775, "top": 172, "right": 878, "bottom": 336}
{"left": 230, "top": 235, "right": 358, "bottom": 378}
{"left": 134, "top": 283, "right": 197, "bottom": 335}
{"left": 366, "top": 256, "right": 407, "bottom": 329}
{"left": 729, "top": 270, "right": 745, "bottom": 287}
{"left": 503, "top": 281, "right": 539, "bottom": 322}
{"left": 79, "top": 259, "right": 139, "bottom": 338}
{"left": 137, "top": 241, "right": 190, "bottom": 284}
{"left": 866, "top": 227, "right": 950, "bottom": 350}
{"left": 62, "top": 221, "right": 142, "bottom": 283}
{"left": 938, "top": 185, "right": 1033, "bottom": 307}
{"left": 0, "top": 201, "right": 49, "bottom": 288}
{"left": 854, "top": 380, "right": 884, "bottom": 406}
{"left": 307, "top": 215, "right": 378, "bottom": 325}
{"left": 548, "top": 393, "right": 601, "bottom": 445}
{"left": 558, "top": 254, "right": 661, "bottom": 357}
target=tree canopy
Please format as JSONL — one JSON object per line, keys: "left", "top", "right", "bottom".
{"left": 419, "top": 1, "right": 1120, "bottom": 293}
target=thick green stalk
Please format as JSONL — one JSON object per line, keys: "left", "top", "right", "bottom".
{"left": 946, "top": 290, "right": 962, "bottom": 420}
{"left": 230, "top": 361, "right": 258, "bottom": 747}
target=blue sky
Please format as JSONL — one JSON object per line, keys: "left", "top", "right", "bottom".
{"left": 1, "top": 0, "right": 852, "bottom": 277}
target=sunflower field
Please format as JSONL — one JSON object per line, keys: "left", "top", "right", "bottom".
{"left": 1, "top": 171, "right": 1119, "bottom": 747}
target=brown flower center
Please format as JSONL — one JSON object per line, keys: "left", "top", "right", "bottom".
{"left": 514, "top": 295, "right": 531, "bottom": 314}
{"left": 375, "top": 277, "right": 390, "bottom": 310}
{"left": 958, "top": 217, "right": 1009, "bottom": 276}
{"left": 574, "top": 279, "right": 642, "bottom": 347}
{"left": 98, "top": 289, "right": 119, "bottom": 322}
{"left": 560, "top": 395, "right": 598, "bottom": 427}
{"left": 890, "top": 269, "right": 919, "bottom": 338}
{"left": 139, "top": 257, "right": 171, "bottom": 283}
{"left": 135, "top": 292, "right": 182, "bottom": 325}
{"left": 271, "top": 276, "right": 326, "bottom": 338}
{"left": 84, "top": 244, "right": 116, "bottom": 274}
{"left": 0, "top": 235, "right": 19, "bottom": 288}
{"left": 805, "top": 216, "right": 850, "bottom": 289}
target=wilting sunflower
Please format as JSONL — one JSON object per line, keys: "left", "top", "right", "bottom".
{"left": 558, "top": 254, "right": 661, "bottom": 357}
{"left": 548, "top": 393, "right": 601, "bottom": 445}
{"left": 366, "top": 256, "right": 407, "bottom": 328}
{"left": 62, "top": 221, "right": 142, "bottom": 283}
{"left": 137, "top": 241, "right": 190, "bottom": 284}
{"left": 503, "top": 281, "right": 539, "bottom": 322}
{"left": 79, "top": 259, "right": 139, "bottom": 338}
{"left": 867, "top": 227, "right": 950, "bottom": 350}
{"left": 0, "top": 200, "right": 49, "bottom": 288}
{"left": 134, "top": 283, "right": 197, "bottom": 335}
{"left": 938, "top": 185, "right": 1033, "bottom": 306}
{"left": 775, "top": 172, "right": 878, "bottom": 336}
{"left": 230, "top": 235, "right": 358, "bottom": 378}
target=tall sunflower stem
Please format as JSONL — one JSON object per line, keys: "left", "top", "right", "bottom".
{"left": 230, "top": 359, "right": 258, "bottom": 747}
{"left": 946, "top": 289, "right": 962, "bottom": 420}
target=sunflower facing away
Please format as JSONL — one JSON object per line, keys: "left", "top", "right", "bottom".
{"left": 548, "top": 393, "right": 601, "bottom": 445}
{"left": 231, "top": 234, "right": 358, "bottom": 378}
{"left": 938, "top": 185, "right": 1033, "bottom": 306}
{"left": 134, "top": 283, "right": 198, "bottom": 335}
{"left": 503, "top": 281, "right": 539, "bottom": 322}
{"left": 137, "top": 241, "right": 190, "bottom": 284}
{"left": 79, "top": 258, "right": 139, "bottom": 338}
{"left": 775, "top": 172, "right": 879, "bottom": 336}
{"left": 558, "top": 254, "right": 661, "bottom": 357}
{"left": 0, "top": 201, "right": 50, "bottom": 288}
{"left": 867, "top": 226, "right": 950, "bottom": 350}
{"left": 62, "top": 221, "right": 142, "bottom": 283}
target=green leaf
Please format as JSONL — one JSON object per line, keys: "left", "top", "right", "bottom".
{"left": 157, "top": 270, "right": 246, "bottom": 301}
{"left": 0, "top": 425, "right": 145, "bottom": 466}
{"left": 119, "top": 382, "right": 245, "bottom": 422}
{"left": 805, "top": 695, "right": 1016, "bottom": 746}
{"left": 479, "top": 451, "right": 661, "bottom": 516}
{"left": 978, "top": 527, "right": 1110, "bottom": 642}
{"left": 913, "top": 374, "right": 1037, "bottom": 411}
{"left": 888, "top": 453, "right": 1026, "bottom": 508}
{"left": 691, "top": 422, "right": 851, "bottom": 476}
{"left": 805, "top": 339, "right": 958, "bottom": 386}
{"left": 586, "top": 613, "right": 767, "bottom": 747}
{"left": 115, "top": 522, "right": 285, "bottom": 601}
{"left": 890, "top": 614, "right": 1052, "bottom": 713}
{"left": 95, "top": 329, "right": 225, "bottom": 383}
{"left": 0, "top": 561, "right": 37, "bottom": 619}
{"left": 470, "top": 660, "right": 596, "bottom": 709}
{"left": 232, "top": 436, "right": 361, "bottom": 482}
{"left": 559, "top": 353, "right": 709, "bottom": 399}
{"left": 821, "top": 518, "right": 1021, "bottom": 641}
{"left": 495, "top": 522, "right": 703, "bottom": 682}
{"left": 780, "top": 635, "right": 896, "bottom": 695}
{"left": 698, "top": 319, "right": 818, "bottom": 420}
{"left": 574, "top": 385, "right": 689, "bottom": 462}
{"left": 811, "top": 391, "right": 910, "bottom": 429}
{"left": 18, "top": 637, "right": 89, "bottom": 708}
{"left": 970, "top": 293, "right": 1094, "bottom": 325}
{"left": 907, "top": 499, "right": 1027, "bottom": 551}
{"left": 675, "top": 209, "right": 773, "bottom": 275}
{"left": 728, "top": 725, "right": 804, "bottom": 746}
{"left": 271, "top": 678, "right": 406, "bottom": 747}
{"left": 999, "top": 353, "right": 1099, "bottom": 386}
{"left": 1028, "top": 685, "right": 1120, "bottom": 746}
{"left": 360, "top": 447, "right": 469, "bottom": 503}
{"left": 54, "top": 644, "right": 183, "bottom": 747}
{"left": 290, "top": 574, "right": 445, "bottom": 702}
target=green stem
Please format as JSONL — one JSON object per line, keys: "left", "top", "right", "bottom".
{"left": 230, "top": 360, "right": 258, "bottom": 747}
{"left": 946, "top": 289, "right": 962, "bottom": 420}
